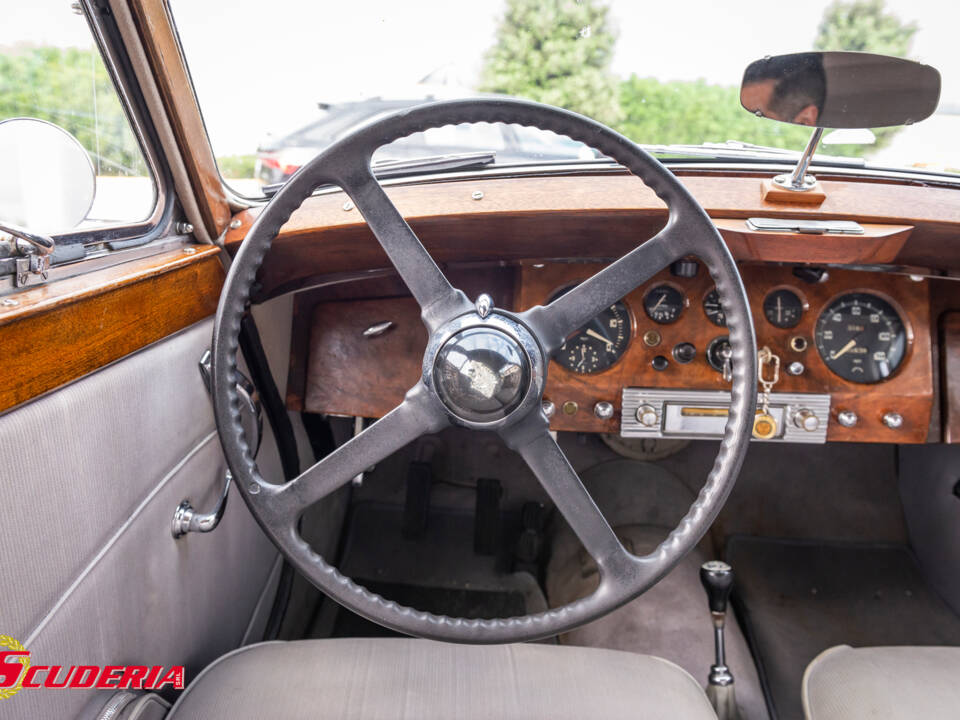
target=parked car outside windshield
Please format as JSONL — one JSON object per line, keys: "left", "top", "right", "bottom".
{"left": 170, "top": 0, "right": 960, "bottom": 197}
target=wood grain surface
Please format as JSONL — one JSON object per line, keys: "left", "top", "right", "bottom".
{"left": 223, "top": 172, "right": 960, "bottom": 300}
{"left": 0, "top": 246, "right": 223, "bottom": 414}
{"left": 127, "top": 0, "right": 231, "bottom": 237}
{"left": 299, "top": 261, "right": 934, "bottom": 443}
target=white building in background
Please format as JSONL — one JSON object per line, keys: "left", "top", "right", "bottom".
{"left": 871, "top": 106, "right": 960, "bottom": 173}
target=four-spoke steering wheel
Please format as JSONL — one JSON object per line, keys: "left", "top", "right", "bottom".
{"left": 212, "top": 98, "right": 757, "bottom": 643}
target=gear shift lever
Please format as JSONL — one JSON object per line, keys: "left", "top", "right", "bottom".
{"left": 700, "top": 560, "right": 740, "bottom": 720}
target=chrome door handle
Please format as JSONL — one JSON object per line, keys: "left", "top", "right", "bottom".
{"left": 172, "top": 470, "right": 231, "bottom": 538}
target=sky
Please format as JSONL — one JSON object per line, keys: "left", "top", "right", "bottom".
{"left": 4, "top": 0, "right": 960, "bottom": 158}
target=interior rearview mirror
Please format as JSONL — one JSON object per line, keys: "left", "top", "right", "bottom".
{"left": 0, "top": 118, "right": 96, "bottom": 234}
{"left": 740, "top": 51, "right": 941, "bottom": 129}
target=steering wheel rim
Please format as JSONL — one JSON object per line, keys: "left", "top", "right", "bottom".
{"left": 212, "top": 98, "right": 757, "bottom": 644}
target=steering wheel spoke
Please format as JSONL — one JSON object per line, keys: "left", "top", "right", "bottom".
{"left": 503, "top": 414, "right": 633, "bottom": 577}
{"left": 214, "top": 97, "right": 757, "bottom": 643}
{"left": 520, "top": 220, "right": 691, "bottom": 353}
{"left": 338, "top": 166, "right": 473, "bottom": 331}
{"left": 272, "top": 383, "right": 448, "bottom": 522}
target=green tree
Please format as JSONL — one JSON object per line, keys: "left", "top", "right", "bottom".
{"left": 480, "top": 0, "right": 622, "bottom": 126}
{"left": 0, "top": 45, "right": 146, "bottom": 176}
{"left": 617, "top": 76, "right": 813, "bottom": 150}
{"left": 814, "top": 0, "right": 919, "bottom": 148}
{"left": 814, "top": 0, "right": 917, "bottom": 56}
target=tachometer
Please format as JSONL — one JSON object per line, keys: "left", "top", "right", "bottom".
{"left": 814, "top": 292, "right": 907, "bottom": 383}
{"left": 554, "top": 297, "right": 632, "bottom": 374}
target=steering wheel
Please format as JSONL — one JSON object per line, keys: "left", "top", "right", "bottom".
{"left": 212, "top": 98, "right": 757, "bottom": 643}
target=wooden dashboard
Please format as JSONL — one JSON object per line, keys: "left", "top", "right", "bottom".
{"left": 219, "top": 169, "right": 960, "bottom": 445}
{"left": 288, "top": 260, "right": 941, "bottom": 444}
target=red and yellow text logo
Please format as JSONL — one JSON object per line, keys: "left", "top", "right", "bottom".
{"left": 0, "top": 635, "right": 185, "bottom": 700}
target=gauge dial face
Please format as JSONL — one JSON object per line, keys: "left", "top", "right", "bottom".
{"left": 644, "top": 285, "right": 685, "bottom": 324}
{"left": 764, "top": 289, "right": 804, "bottom": 328}
{"left": 815, "top": 293, "right": 907, "bottom": 383}
{"left": 702, "top": 288, "right": 726, "bottom": 327}
{"left": 555, "top": 299, "right": 632, "bottom": 374}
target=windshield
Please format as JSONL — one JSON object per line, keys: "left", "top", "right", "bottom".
{"left": 171, "top": 0, "right": 959, "bottom": 197}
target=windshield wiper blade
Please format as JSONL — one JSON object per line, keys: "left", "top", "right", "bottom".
{"left": 641, "top": 140, "right": 865, "bottom": 166}
{"left": 261, "top": 151, "right": 497, "bottom": 197}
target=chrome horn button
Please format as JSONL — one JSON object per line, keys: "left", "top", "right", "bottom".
{"left": 434, "top": 327, "right": 530, "bottom": 423}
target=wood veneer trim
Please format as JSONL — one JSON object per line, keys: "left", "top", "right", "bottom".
{"left": 126, "top": 0, "right": 231, "bottom": 237}
{"left": 0, "top": 245, "right": 221, "bottom": 327}
{"left": 0, "top": 248, "right": 223, "bottom": 413}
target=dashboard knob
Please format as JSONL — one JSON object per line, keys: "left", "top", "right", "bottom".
{"left": 594, "top": 401, "right": 614, "bottom": 420}
{"left": 837, "top": 410, "right": 858, "bottom": 428}
{"left": 672, "top": 342, "right": 696, "bottom": 364}
{"left": 670, "top": 259, "right": 699, "bottom": 278}
{"left": 792, "top": 408, "right": 820, "bottom": 432}
{"left": 883, "top": 412, "right": 904, "bottom": 429}
{"left": 652, "top": 355, "right": 669, "bottom": 371}
{"left": 636, "top": 404, "right": 659, "bottom": 428}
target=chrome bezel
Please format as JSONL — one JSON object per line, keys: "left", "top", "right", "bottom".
{"left": 422, "top": 310, "right": 546, "bottom": 430}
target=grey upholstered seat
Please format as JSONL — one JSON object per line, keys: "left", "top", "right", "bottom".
{"left": 803, "top": 645, "right": 960, "bottom": 720}
{"left": 167, "top": 638, "right": 718, "bottom": 719}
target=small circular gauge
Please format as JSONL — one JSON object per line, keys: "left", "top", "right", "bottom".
{"left": 764, "top": 288, "right": 804, "bottom": 329}
{"left": 553, "top": 295, "right": 632, "bottom": 374}
{"left": 644, "top": 285, "right": 685, "bottom": 324}
{"left": 814, "top": 292, "right": 907, "bottom": 383}
{"left": 703, "top": 288, "right": 726, "bottom": 327}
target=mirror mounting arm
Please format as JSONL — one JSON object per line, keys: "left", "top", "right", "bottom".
{"left": 0, "top": 221, "right": 55, "bottom": 286}
{"left": 773, "top": 126, "right": 824, "bottom": 193}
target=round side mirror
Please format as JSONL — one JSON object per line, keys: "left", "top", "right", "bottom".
{"left": 0, "top": 118, "right": 96, "bottom": 234}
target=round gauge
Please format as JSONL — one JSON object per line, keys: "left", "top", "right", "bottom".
{"left": 763, "top": 288, "right": 804, "bottom": 329}
{"left": 702, "top": 288, "right": 726, "bottom": 327}
{"left": 644, "top": 285, "right": 685, "bottom": 324}
{"left": 554, "top": 299, "right": 632, "bottom": 374}
{"left": 814, "top": 293, "right": 907, "bottom": 383}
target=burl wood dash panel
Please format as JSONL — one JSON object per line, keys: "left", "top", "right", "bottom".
{"left": 300, "top": 262, "right": 934, "bottom": 443}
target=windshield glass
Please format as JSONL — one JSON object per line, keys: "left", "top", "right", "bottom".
{"left": 171, "top": 0, "right": 959, "bottom": 197}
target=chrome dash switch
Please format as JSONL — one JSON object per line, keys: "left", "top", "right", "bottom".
{"left": 594, "top": 401, "right": 614, "bottom": 419}
{"left": 636, "top": 404, "right": 659, "bottom": 428}
{"left": 883, "top": 412, "right": 904, "bottom": 429}
{"left": 837, "top": 410, "right": 858, "bottom": 428}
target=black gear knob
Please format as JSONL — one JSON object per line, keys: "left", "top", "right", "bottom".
{"left": 700, "top": 560, "right": 734, "bottom": 614}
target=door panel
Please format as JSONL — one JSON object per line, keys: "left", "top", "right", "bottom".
{"left": 0, "top": 318, "right": 282, "bottom": 718}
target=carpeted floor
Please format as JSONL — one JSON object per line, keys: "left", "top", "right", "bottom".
{"left": 727, "top": 536, "right": 960, "bottom": 720}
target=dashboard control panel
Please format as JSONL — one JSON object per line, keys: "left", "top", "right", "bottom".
{"left": 517, "top": 260, "right": 933, "bottom": 443}
{"left": 621, "top": 388, "right": 831, "bottom": 444}
{"left": 291, "top": 258, "right": 934, "bottom": 445}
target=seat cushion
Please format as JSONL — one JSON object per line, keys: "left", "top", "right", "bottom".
{"left": 803, "top": 645, "right": 960, "bottom": 720}
{"left": 167, "top": 638, "right": 717, "bottom": 719}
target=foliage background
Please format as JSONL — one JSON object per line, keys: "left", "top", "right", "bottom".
{"left": 0, "top": 46, "right": 147, "bottom": 176}
{"left": 482, "top": 0, "right": 919, "bottom": 158}
{"left": 0, "top": 0, "right": 925, "bottom": 179}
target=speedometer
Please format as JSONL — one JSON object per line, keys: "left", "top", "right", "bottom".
{"left": 814, "top": 293, "right": 907, "bottom": 383}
